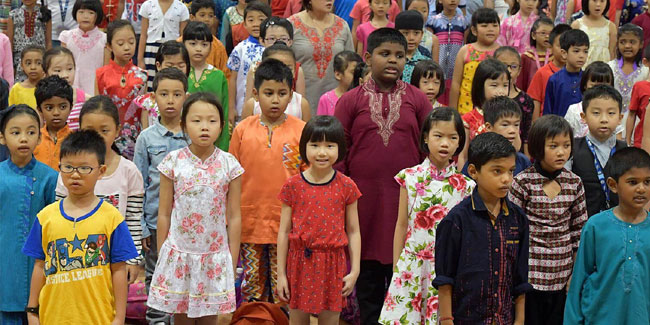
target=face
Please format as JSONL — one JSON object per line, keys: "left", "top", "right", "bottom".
{"left": 152, "top": 79, "right": 186, "bottom": 120}
{"left": 108, "top": 26, "right": 136, "bottom": 64}
{"left": 371, "top": 0, "right": 391, "bottom": 18}
{"left": 262, "top": 25, "right": 293, "bottom": 47}
{"left": 253, "top": 80, "right": 292, "bottom": 122}
{"left": 80, "top": 113, "right": 119, "bottom": 152}
{"left": 418, "top": 75, "right": 442, "bottom": 103}
{"left": 533, "top": 23, "right": 552, "bottom": 50}
{"left": 399, "top": 29, "right": 424, "bottom": 54}
{"left": 76, "top": 8, "right": 98, "bottom": 31}
{"left": 581, "top": 97, "right": 622, "bottom": 142}
{"left": 192, "top": 7, "right": 215, "bottom": 28}
{"left": 407, "top": 0, "right": 428, "bottom": 19}
{"left": 335, "top": 61, "right": 357, "bottom": 89}
{"left": 496, "top": 52, "right": 521, "bottom": 80}
{"left": 584, "top": 79, "right": 609, "bottom": 89}
{"left": 244, "top": 10, "right": 268, "bottom": 38}
{"left": 562, "top": 45, "right": 588, "bottom": 71}
{"left": 306, "top": 140, "right": 339, "bottom": 170}
{"left": 426, "top": 120, "right": 460, "bottom": 168}
{"left": 366, "top": 42, "right": 406, "bottom": 84}
{"left": 472, "top": 22, "right": 500, "bottom": 45}
{"left": 268, "top": 52, "right": 296, "bottom": 75}
{"left": 608, "top": 167, "right": 650, "bottom": 210}
{"left": 156, "top": 54, "right": 188, "bottom": 74}
{"left": 310, "top": 0, "right": 334, "bottom": 13}
{"left": 22, "top": 0, "right": 35, "bottom": 6}
{"left": 588, "top": 0, "right": 607, "bottom": 16}
{"left": 40, "top": 96, "right": 72, "bottom": 131}
{"left": 519, "top": 0, "right": 539, "bottom": 14}
{"left": 184, "top": 39, "right": 211, "bottom": 65}
{"left": 0, "top": 114, "right": 40, "bottom": 165}
{"left": 618, "top": 32, "right": 641, "bottom": 60}
{"left": 441, "top": 0, "right": 459, "bottom": 11}
{"left": 483, "top": 73, "right": 510, "bottom": 102}
{"left": 551, "top": 36, "right": 565, "bottom": 64}
{"left": 540, "top": 133, "right": 571, "bottom": 171}
{"left": 22, "top": 51, "right": 44, "bottom": 82}
{"left": 488, "top": 116, "right": 521, "bottom": 144}
{"left": 469, "top": 156, "right": 517, "bottom": 199}
{"left": 59, "top": 153, "right": 106, "bottom": 196}
{"left": 46, "top": 54, "right": 75, "bottom": 84}
{"left": 184, "top": 101, "right": 222, "bottom": 147}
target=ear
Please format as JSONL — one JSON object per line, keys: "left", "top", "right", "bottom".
{"left": 579, "top": 111, "right": 586, "bottom": 120}
{"left": 560, "top": 48, "right": 567, "bottom": 61}
{"left": 0, "top": 133, "right": 5, "bottom": 146}
{"left": 606, "top": 176, "right": 618, "bottom": 194}
{"left": 364, "top": 51, "right": 372, "bottom": 63}
{"left": 155, "top": 61, "right": 162, "bottom": 71}
{"left": 485, "top": 122, "right": 493, "bottom": 131}
{"left": 334, "top": 71, "right": 342, "bottom": 82}
{"left": 619, "top": 112, "right": 624, "bottom": 121}
{"left": 98, "top": 164, "right": 107, "bottom": 178}
{"left": 470, "top": 25, "right": 478, "bottom": 36}
{"left": 190, "top": 14, "right": 196, "bottom": 20}
{"left": 150, "top": 91, "right": 156, "bottom": 102}
{"left": 643, "top": 58, "right": 650, "bottom": 67}
{"left": 467, "top": 163, "right": 478, "bottom": 179}
{"left": 252, "top": 87, "right": 259, "bottom": 101}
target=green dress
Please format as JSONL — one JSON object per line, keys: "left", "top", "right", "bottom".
{"left": 188, "top": 65, "right": 230, "bottom": 151}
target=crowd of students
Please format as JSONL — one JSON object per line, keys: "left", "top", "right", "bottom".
{"left": 2, "top": 0, "right": 650, "bottom": 324}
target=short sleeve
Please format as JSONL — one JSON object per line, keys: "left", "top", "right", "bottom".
{"left": 349, "top": 1, "right": 362, "bottom": 20}
{"left": 179, "top": 3, "right": 189, "bottom": 21}
{"left": 629, "top": 82, "right": 644, "bottom": 112}
{"left": 278, "top": 178, "right": 295, "bottom": 206}
{"left": 138, "top": 1, "right": 152, "bottom": 19}
{"left": 226, "top": 154, "right": 244, "bottom": 181}
{"left": 527, "top": 70, "right": 544, "bottom": 102}
{"left": 508, "top": 173, "right": 528, "bottom": 208}
{"left": 59, "top": 30, "right": 71, "bottom": 44}
{"left": 22, "top": 217, "right": 45, "bottom": 260}
{"left": 343, "top": 176, "right": 361, "bottom": 205}
{"left": 127, "top": 161, "right": 145, "bottom": 196}
{"left": 227, "top": 45, "right": 242, "bottom": 71}
{"left": 55, "top": 173, "right": 68, "bottom": 199}
{"left": 157, "top": 150, "right": 177, "bottom": 180}
{"left": 394, "top": 168, "right": 407, "bottom": 188}
{"left": 110, "top": 220, "right": 139, "bottom": 263}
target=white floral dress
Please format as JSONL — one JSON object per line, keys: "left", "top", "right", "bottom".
{"left": 147, "top": 147, "right": 244, "bottom": 317}
{"left": 379, "top": 159, "right": 474, "bottom": 325}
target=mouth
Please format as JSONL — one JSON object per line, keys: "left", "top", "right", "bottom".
{"left": 499, "top": 186, "right": 510, "bottom": 192}
{"left": 17, "top": 145, "right": 30, "bottom": 153}
{"left": 384, "top": 67, "right": 399, "bottom": 75}
{"left": 70, "top": 181, "right": 82, "bottom": 188}
{"left": 199, "top": 134, "right": 211, "bottom": 141}
{"left": 164, "top": 107, "right": 177, "bottom": 113}
{"left": 598, "top": 127, "right": 610, "bottom": 133}
{"left": 438, "top": 149, "right": 450, "bottom": 158}
{"left": 634, "top": 196, "right": 647, "bottom": 204}
{"left": 51, "top": 118, "right": 62, "bottom": 124}
{"left": 555, "top": 159, "right": 566, "bottom": 165}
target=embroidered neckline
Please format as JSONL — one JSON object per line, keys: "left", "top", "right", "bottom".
{"left": 363, "top": 78, "right": 407, "bottom": 146}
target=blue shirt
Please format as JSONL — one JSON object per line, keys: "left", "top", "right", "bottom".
{"left": 543, "top": 67, "right": 582, "bottom": 117}
{"left": 402, "top": 48, "right": 431, "bottom": 84}
{"left": 334, "top": 0, "right": 355, "bottom": 28}
{"left": 461, "top": 152, "right": 531, "bottom": 178}
{"left": 0, "top": 157, "right": 58, "bottom": 311}
{"left": 433, "top": 188, "right": 532, "bottom": 325}
{"left": 133, "top": 122, "right": 187, "bottom": 237}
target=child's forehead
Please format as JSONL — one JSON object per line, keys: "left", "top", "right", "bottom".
{"left": 23, "top": 51, "right": 43, "bottom": 60}
{"left": 265, "top": 25, "right": 290, "bottom": 34}
{"left": 620, "top": 167, "right": 650, "bottom": 179}
{"left": 568, "top": 44, "right": 589, "bottom": 50}
{"left": 479, "top": 155, "right": 516, "bottom": 170}
{"left": 585, "top": 96, "right": 619, "bottom": 110}
{"left": 195, "top": 7, "right": 215, "bottom": 14}
{"left": 41, "top": 96, "right": 72, "bottom": 105}
{"left": 494, "top": 114, "right": 521, "bottom": 123}
{"left": 372, "top": 41, "right": 406, "bottom": 53}
{"left": 61, "top": 152, "right": 101, "bottom": 165}
{"left": 258, "top": 78, "right": 292, "bottom": 89}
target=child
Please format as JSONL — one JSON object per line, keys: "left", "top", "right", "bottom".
{"left": 406, "top": 0, "right": 436, "bottom": 59}
{"left": 96, "top": 20, "right": 148, "bottom": 160}
{"left": 277, "top": 115, "right": 361, "bottom": 322}
{"left": 220, "top": 0, "right": 246, "bottom": 53}
{"left": 509, "top": 114, "right": 588, "bottom": 324}
{"left": 183, "top": 21, "right": 230, "bottom": 150}
{"left": 410, "top": 60, "right": 445, "bottom": 108}
{"left": 334, "top": 28, "right": 432, "bottom": 324}
{"left": 518, "top": 17, "right": 553, "bottom": 91}
{"left": 434, "top": 132, "right": 531, "bottom": 325}
{"left": 567, "top": 85, "right": 627, "bottom": 217}
{"left": 497, "top": 0, "right": 539, "bottom": 53}
{"left": 148, "top": 92, "right": 242, "bottom": 321}
{"left": 396, "top": 10, "right": 430, "bottom": 84}
{"left": 356, "top": 0, "right": 394, "bottom": 56}
{"left": 22, "top": 129, "right": 138, "bottom": 324}
{"left": 543, "top": 29, "right": 589, "bottom": 117}
{"left": 227, "top": 1, "right": 270, "bottom": 124}
{"left": 230, "top": 59, "right": 305, "bottom": 303}
{"left": 7, "top": 0, "right": 51, "bottom": 82}
{"left": 571, "top": 0, "right": 616, "bottom": 66}
{"left": 121, "top": 0, "right": 147, "bottom": 65}
{"left": 317, "top": 50, "right": 362, "bottom": 116}
{"left": 627, "top": 44, "right": 650, "bottom": 148}
{"left": 33, "top": 76, "right": 73, "bottom": 170}
{"left": 55, "top": 95, "right": 145, "bottom": 285}
{"left": 59, "top": 0, "right": 107, "bottom": 97}
{"left": 137, "top": 0, "right": 189, "bottom": 90}
{"left": 379, "top": 107, "right": 475, "bottom": 324}
{"left": 450, "top": 8, "right": 501, "bottom": 114}
{"left": 349, "top": 61, "right": 371, "bottom": 90}
{"left": 564, "top": 147, "right": 650, "bottom": 324}
{"left": 0, "top": 105, "right": 57, "bottom": 324}
{"left": 133, "top": 68, "right": 188, "bottom": 324}
{"left": 350, "top": 0, "right": 400, "bottom": 44}
{"left": 8, "top": 46, "right": 45, "bottom": 109}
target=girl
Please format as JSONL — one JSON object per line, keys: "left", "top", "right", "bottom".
{"left": 8, "top": 46, "right": 44, "bottom": 109}
{"left": 220, "top": 0, "right": 246, "bottom": 54}
{"left": 137, "top": 0, "right": 189, "bottom": 91}
{"left": 519, "top": 17, "right": 554, "bottom": 91}
{"left": 498, "top": 0, "right": 539, "bottom": 54}
{"left": 96, "top": 20, "right": 148, "bottom": 160}
{"left": 0, "top": 105, "right": 58, "bottom": 324}
{"left": 571, "top": 0, "right": 617, "bottom": 66}
{"left": 59, "top": 0, "right": 108, "bottom": 97}
{"left": 55, "top": 95, "right": 145, "bottom": 285}
{"left": 565, "top": 61, "right": 615, "bottom": 138}
{"left": 378, "top": 107, "right": 474, "bottom": 325}
{"left": 7, "top": 0, "right": 51, "bottom": 82}
{"left": 509, "top": 114, "right": 588, "bottom": 324}
{"left": 277, "top": 115, "right": 361, "bottom": 324}
{"left": 411, "top": 60, "right": 445, "bottom": 108}
{"left": 317, "top": 50, "right": 362, "bottom": 116}
{"left": 356, "top": 0, "right": 394, "bottom": 56}
{"left": 450, "top": 8, "right": 501, "bottom": 115}
{"left": 608, "top": 24, "right": 648, "bottom": 121}
{"left": 148, "top": 92, "right": 243, "bottom": 322}
{"left": 349, "top": 61, "right": 371, "bottom": 90}
{"left": 406, "top": 0, "right": 436, "bottom": 60}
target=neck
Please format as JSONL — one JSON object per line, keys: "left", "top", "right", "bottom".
{"left": 590, "top": 131, "right": 612, "bottom": 143}
{"left": 308, "top": 9, "right": 328, "bottom": 21}
{"left": 565, "top": 64, "right": 580, "bottom": 73}
{"left": 520, "top": 10, "right": 531, "bottom": 18}
{"left": 335, "top": 84, "right": 348, "bottom": 97}
{"left": 67, "top": 192, "right": 100, "bottom": 210}
{"left": 11, "top": 154, "right": 31, "bottom": 168}
{"left": 236, "top": 1, "right": 246, "bottom": 10}
{"left": 476, "top": 40, "right": 493, "bottom": 49}
{"left": 539, "top": 160, "right": 558, "bottom": 173}
{"left": 261, "top": 113, "right": 286, "bottom": 126}
{"left": 192, "top": 61, "right": 208, "bottom": 71}
{"left": 477, "top": 185, "right": 501, "bottom": 215}
{"left": 443, "top": 7, "right": 455, "bottom": 17}
{"left": 535, "top": 44, "right": 548, "bottom": 54}
{"left": 430, "top": 98, "right": 438, "bottom": 107}
{"left": 189, "top": 143, "right": 215, "bottom": 161}
{"left": 552, "top": 57, "right": 564, "bottom": 68}
{"left": 47, "top": 125, "right": 63, "bottom": 138}
{"left": 114, "top": 58, "right": 129, "bottom": 67}
{"left": 623, "top": 58, "right": 635, "bottom": 65}
{"left": 80, "top": 26, "right": 94, "bottom": 33}
{"left": 429, "top": 156, "right": 449, "bottom": 171}
{"left": 160, "top": 115, "right": 181, "bottom": 131}
{"left": 23, "top": 79, "right": 38, "bottom": 88}
{"left": 406, "top": 49, "right": 415, "bottom": 58}
{"left": 305, "top": 166, "right": 335, "bottom": 183}
{"left": 372, "top": 75, "right": 396, "bottom": 92}
{"left": 585, "top": 14, "right": 601, "bottom": 21}
{"left": 105, "top": 148, "right": 118, "bottom": 166}
{"left": 372, "top": 15, "right": 388, "bottom": 23}
{"left": 24, "top": 4, "right": 36, "bottom": 10}
{"left": 614, "top": 205, "right": 646, "bottom": 224}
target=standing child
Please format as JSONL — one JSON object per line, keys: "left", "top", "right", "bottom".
{"left": 406, "top": 0, "right": 437, "bottom": 59}
{"left": 33, "top": 76, "right": 73, "bottom": 170}
{"left": 396, "top": 10, "right": 431, "bottom": 84}
{"left": 0, "top": 106, "right": 57, "bottom": 325}
{"left": 410, "top": 60, "right": 445, "bottom": 108}
{"left": 356, "top": 0, "right": 394, "bottom": 56}
{"left": 571, "top": 0, "right": 616, "bottom": 66}
{"left": 8, "top": 46, "right": 45, "bottom": 109}
{"left": 497, "top": 0, "right": 539, "bottom": 53}
{"left": 564, "top": 147, "right": 650, "bottom": 324}
{"left": 276, "top": 115, "right": 361, "bottom": 323}
{"left": 450, "top": 8, "right": 501, "bottom": 114}
{"left": 627, "top": 45, "right": 650, "bottom": 148}
{"left": 317, "top": 50, "right": 362, "bottom": 116}
{"left": 379, "top": 108, "right": 475, "bottom": 324}
{"left": 148, "top": 92, "right": 243, "bottom": 321}
{"left": 7, "top": 0, "right": 51, "bottom": 82}
{"left": 96, "top": 20, "right": 148, "bottom": 159}
{"left": 518, "top": 17, "right": 553, "bottom": 91}
{"left": 220, "top": 0, "right": 246, "bottom": 54}
{"left": 509, "top": 115, "right": 588, "bottom": 325}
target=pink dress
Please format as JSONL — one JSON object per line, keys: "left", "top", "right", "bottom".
{"left": 498, "top": 12, "right": 538, "bottom": 53}
{"left": 317, "top": 89, "right": 339, "bottom": 116}
{"left": 66, "top": 88, "right": 86, "bottom": 131}
{"left": 59, "top": 27, "right": 107, "bottom": 96}
{"left": 0, "top": 33, "right": 13, "bottom": 86}
{"left": 356, "top": 21, "right": 395, "bottom": 55}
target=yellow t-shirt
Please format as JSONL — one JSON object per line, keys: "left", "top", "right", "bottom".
{"left": 8, "top": 82, "right": 36, "bottom": 108}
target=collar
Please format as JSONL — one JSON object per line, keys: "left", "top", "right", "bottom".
{"left": 247, "top": 35, "right": 261, "bottom": 45}
{"left": 109, "top": 59, "right": 134, "bottom": 71}
{"left": 7, "top": 156, "right": 36, "bottom": 173}
{"left": 40, "top": 125, "right": 71, "bottom": 141}
{"left": 153, "top": 121, "right": 184, "bottom": 138}
{"left": 366, "top": 77, "right": 402, "bottom": 93}
{"left": 470, "top": 187, "right": 510, "bottom": 216}
{"left": 563, "top": 67, "right": 582, "bottom": 76}
{"left": 79, "top": 26, "right": 99, "bottom": 37}
{"left": 423, "top": 157, "right": 456, "bottom": 181}
{"left": 186, "top": 146, "right": 220, "bottom": 169}
{"left": 534, "top": 161, "right": 562, "bottom": 180}
{"left": 586, "top": 132, "right": 617, "bottom": 149}
{"left": 618, "top": 57, "right": 638, "bottom": 70}
{"left": 59, "top": 198, "right": 104, "bottom": 222}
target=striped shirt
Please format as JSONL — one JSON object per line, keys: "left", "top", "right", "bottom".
{"left": 509, "top": 165, "right": 588, "bottom": 291}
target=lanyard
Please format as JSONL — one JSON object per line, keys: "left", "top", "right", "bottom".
{"left": 584, "top": 137, "right": 616, "bottom": 208}
{"left": 532, "top": 49, "right": 551, "bottom": 70}
{"left": 59, "top": 0, "right": 70, "bottom": 23}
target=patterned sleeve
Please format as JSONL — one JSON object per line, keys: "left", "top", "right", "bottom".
{"left": 125, "top": 163, "right": 145, "bottom": 265}
{"left": 179, "top": 3, "right": 189, "bottom": 21}
{"left": 519, "top": 92, "right": 534, "bottom": 143}
{"left": 157, "top": 150, "right": 177, "bottom": 180}
{"left": 343, "top": 176, "right": 362, "bottom": 205}
{"left": 138, "top": 0, "right": 152, "bottom": 19}
{"left": 278, "top": 177, "right": 294, "bottom": 206}
{"left": 227, "top": 44, "right": 242, "bottom": 71}
{"left": 226, "top": 153, "right": 244, "bottom": 181}
{"left": 508, "top": 173, "right": 528, "bottom": 209}
{"left": 569, "top": 180, "right": 588, "bottom": 251}
{"left": 59, "top": 30, "right": 71, "bottom": 45}
{"left": 394, "top": 168, "right": 407, "bottom": 188}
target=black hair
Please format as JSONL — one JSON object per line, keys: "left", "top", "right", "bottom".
{"left": 483, "top": 96, "right": 522, "bottom": 125}
{"left": 21, "top": 45, "right": 45, "bottom": 60}
{"left": 644, "top": 43, "right": 650, "bottom": 61}
{"left": 333, "top": 50, "right": 363, "bottom": 74}
{"left": 72, "top": 0, "right": 104, "bottom": 26}
{"left": 617, "top": 23, "right": 644, "bottom": 65}
{"left": 582, "top": 84, "right": 622, "bottom": 114}
{"left": 155, "top": 41, "right": 191, "bottom": 76}
{"left": 579, "top": 61, "right": 613, "bottom": 93}
{"left": 607, "top": 147, "right": 650, "bottom": 182}
{"left": 60, "top": 129, "right": 107, "bottom": 165}
{"left": 182, "top": 21, "right": 213, "bottom": 42}
{"left": 549, "top": 23, "right": 572, "bottom": 46}
{"left": 394, "top": 10, "right": 424, "bottom": 31}
{"left": 190, "top": 0, "right": 215, "bottom": 15}
{"left": 529, "top": 17, "right": 553, "bottom": 48}
{"left": 35, "top": 75, "right": 73, "bottom": 109}
{"left": 560, "top": 29, "right": 590, "bottom": 51}
{"left": 468, "top": 132, "right": 516, "bottom": 171}
{"left": 494, "top": 46, "right": 521, "bottom": 62}
{"left": 254, "top": 58, "right": 293, "bottom": 90}
{"left": 107, "top": 19, "right": 136, "bottom": 46}
{"left": 181, "top": 92, "right": 225, "bottom": 131}
{"left": 0, "top": 104, "right": 40, "bottom": 134}
{"left": 349, "top": 62, "right": 371, "bottom": 90}
{"left": 471, "top": 59, "right": 510, "bottom": 109}
{"left": 527, "top": 115, "right": 573, "bottom": 162}
{"left": 79, "top": 96, "right": 121, "bottom": 155}
{"left": 367, "top": 27, "right": 408, "bottom": 54}
{"left": 38, "top": 0, "right": 52, "bottom": 23}
{"left": 243, "top": 1, "right": 271, "bottom": 20}
{"left": 410, "top": 60, "right": 445, "bottom": 98}
{"left": 261, "top": 41, "right": 296, "bottom": 61}
{"left": 153, "top": 67, "right": 189, "bottom": 92}
{"left": 299, "top": 115, "right": 347, "bottom": 165}
{"left": 582, "top": 0, "right": 609, "bottom": 16}
{"left": 42, "top": 47, "right": 75, "bottom": 72}
{"left": 419, "top": 107, "right": 465, "bottom": 155}
{"left": 260, "top": 17, "right": 294, "bottom": 40}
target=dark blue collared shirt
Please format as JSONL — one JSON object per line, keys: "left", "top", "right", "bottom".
{"left": 433, "top": 188, "right": 532, "bottom": 325}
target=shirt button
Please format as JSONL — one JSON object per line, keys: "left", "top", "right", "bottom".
{"left": 629, "top": 225, "right": 632, "bottom": 228}
{"left": 495, "top": 248, "right": 499, "bottom": 252}
{"left": 30, "top": 191, "right": 34, "bottom": 195}
{"left": 494, "top": 293, "right": 498, "bottom": 297}
{"left": 629, "top": 257, "right": 632, "bottom": 260}
{"left": 32, "top": 177, "right": 36, "bottom": 181}
{"left": 494, "top": 271, "right": 498, "bottom": 275}
{"left": 630, "top": 240, "right": 633, "bottom": 243}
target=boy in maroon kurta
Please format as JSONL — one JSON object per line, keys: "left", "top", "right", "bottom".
{"left": 334, "top": 27, "right": 432, "bottom": 324}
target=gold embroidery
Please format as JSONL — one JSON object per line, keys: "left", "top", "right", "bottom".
{"left": 363, "top": 79, "right": 407, "bottom": 147}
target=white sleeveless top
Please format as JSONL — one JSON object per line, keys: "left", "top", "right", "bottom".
{"left": 253, "top": 92, "right": 303, "bottom": 119}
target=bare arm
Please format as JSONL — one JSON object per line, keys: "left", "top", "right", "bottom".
{"left": 438, "top": 284, "right": 453, "bottom": 324}
{"left": 431, "top": 33, "right": 439, "bottom": 64}
{"left": 138, "top": 18, "right": 149, "bottom": 70}
{"left": 7, "top": 18, "right": 13, "bottom": 52}
{"left": 641, "top": 102, "right": 650, "bottom": 153}
{"left": 566, "top": 0, "right": 575, "bottom": 21}
{"left": 532, "top": 100, "right": 541, "bottom": 122}
{"left": 241, "top": 98, "right": 255, "bottom": 120}
{"left": 244, "top": 65, "right": 255, "bottom": 104}
{"left": 26, "top": 259, "right": 45, "bottom": 325}
{"left": 608, "top": 21, "right": 617, "bottom": 60}
{"left": 156, "top": 174, "right": 173, "bottom": 252}
{"left": 226, "top": 176, "right": 242, "bottom": 272}
{"left": 228, "top": 70, "right": 238, "bottom": 122}
{"left": 295, "top": 66, "right": 305, "bottom": 95}
{"left": 117, "top": 0, "right": 125, "bottom": 24}
{"left": 449, "top": 46, "right": 467, "bottom": 110}
{"left": 141, "top": 109, "right": 150, "bottom": 130}
{"left": 392, "top": 188, "right": 409, "bottom": 267}
{"left": 300, "top": 97, "right": 311, "bottom": 121}
{"left": 276, "top": 204, "right": 292, "bottom": 302}
{"left": 111, "top": 262, "right": 128, "bottom": 325}
{"left": 514, "top": 294, "right": 526, "bottom": 325}
{"left": 95, "top": 79, "right": 100, "bottom": 96}
{"left": 343, "top": 200, "right": 361, "bottom": 297}
{"left": 351, "top": 19, "right": 360, "bottom": 46}
{"left": 45, "top": 21, "right": 52, "bottom": 49}
{"left": 179, "top": 20, "right": 187, "bottom": 35}
{"left": 626, "top": 110, "right": 636, "bottom": 144}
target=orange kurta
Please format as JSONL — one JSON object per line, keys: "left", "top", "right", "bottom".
{"left": 33, "top": 125, "right": 71, "bottom": 171}
{"left": 177, "top": 35, "right": 231, "bottom": 80}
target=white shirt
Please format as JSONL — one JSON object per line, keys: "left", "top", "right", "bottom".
{"left": 139, "top": 0, "right": 189, "bottom": 43}
{"left": 48, "top": 0, "right": 78, "bottom": 40}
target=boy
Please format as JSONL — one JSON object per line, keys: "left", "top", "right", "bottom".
{"left": 626, "top": 44, "right": 650, "bottom": 148}
{"left": 229, "top": 59, "right": 305, "bottom": 303}
{"left": 434, "top": 132, "right": 531, "bottom": 325}
{"left": 22, "top": 130, "right": 138, "bottom": 324}
{"left": 543, "top": 29, "right": 589, "bottom": 117}
{"left": 9, "top": 46, "right": 45, "bottom": 108}
{"left": 529, "top": 24, "right": 571, "bottom": 121}
{"left": 33, "top": 75, "right": 73, "bottom": 171}
{"left": 226, "top": 0, "right": 270, "bottom": 125}
{"left": 567, "top": 85, "right": 627, "bottom": 217}
{"left": 334, "top": 28, "right": 432, "bottom": 324}
{"left": 565, "top": 147, "right": 650, "bottom": 324}
{"left": 133, "top": 68, "right": 188, "bottom": 324}
{"left": 395, "top": 10, "right": 431, "bottom": 84}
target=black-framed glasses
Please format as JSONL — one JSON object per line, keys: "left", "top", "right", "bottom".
{"left": 59, "top": 164, "right": 99, "bottom": 175}
{"left": 505, "top": 64, "right": 520, "bottom": 70}
{"left": 264, "top": 37, "right": 290, "bottom": 44}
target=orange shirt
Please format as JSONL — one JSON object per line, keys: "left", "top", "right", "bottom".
{"left": 33, "top": 125, "right": 72, "bottom": 171}
{"left": 178, "top": 35, "right": 231, "bottom": 80}
{"left": 229, "top": 114, "right": 305, "bottom": 244}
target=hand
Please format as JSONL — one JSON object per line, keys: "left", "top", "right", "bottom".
{"left": 566, "top": 274, "right": 572, "bottom": 293}
{"left": 142, "top": 236, "right": 151, "bottom": 252}
{"left": 277, "top": 275, "right": 290, "bottom": 303}
{"left": 342, "top": 272, "right": 358, "bottom": 297}
{"left": 27, "top": 312, "right": 39, "bottom": 325}
{"left": 126, "top": 264, "right": 142, "bottom": 284}
{"left": 111, "top": 318, "right": 125, "bottom": 325}
{"left": 137, "top": 62, "right": 146, "bottom": 70}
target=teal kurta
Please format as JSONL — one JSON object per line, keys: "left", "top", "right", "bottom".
{"left": 564, "top": 209, "right": 650, "bottom": 324}
{"left": 188, "top": 65, "right": 230, "bottom": 151}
